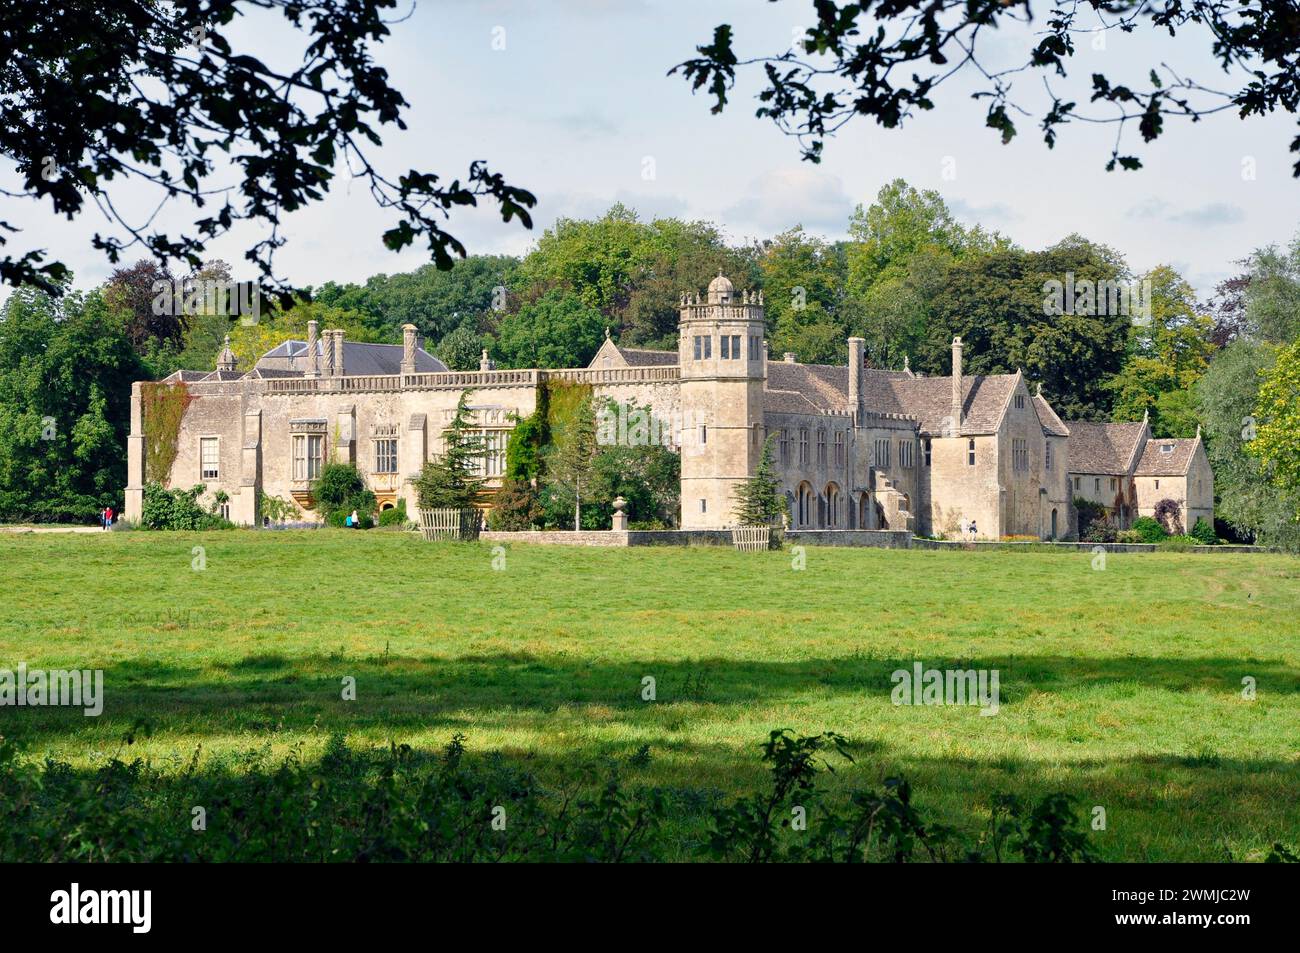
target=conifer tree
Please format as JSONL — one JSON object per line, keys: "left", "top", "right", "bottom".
{"left": 734, "top": 434, "right": 785, "bottom": 526}
{"left": 415, "top": 391, "right": 485, "bottom": 509}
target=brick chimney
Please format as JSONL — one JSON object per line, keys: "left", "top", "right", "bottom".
{"left": 400, "top": 324, "right": 417, "bottom": 375}
{"left": 306, "top": 320, "right": 320, "bottom": 378}
{"left": 950, "top": 336, "right": 964, "bottom": 435}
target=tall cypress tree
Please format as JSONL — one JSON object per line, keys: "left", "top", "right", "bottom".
{"left": 415, "top": 391, "right": 485, "bottom": 508}
{"left": 733, "top": 434, "right": 785, "bottom": 526}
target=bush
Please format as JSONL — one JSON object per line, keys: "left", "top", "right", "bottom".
{"left": 1131, "top": 516, "right": 1169, "bottom": 542}
{"left": 1082, "top": 522, "right": 1116, "bottom": 543}
{"left": 489, "top": 478, "right": 542, "bottom": 530}
{"left": 140, "top": 483, "right": 233, "bottom": 530}
{"left": 1191, "top": 517, "right": 1218, "bottom": 545}
{"left": 1153, "top": 498, "right": 1184, "bottom": 535}
{"left": 377, "top": 500, "right": 410, "bottom": 528}
{"left": 1073, "top": 497, "right": 1106, "bottom": 538}
{"left": 312, "top": 464, "right": 375, "bottom": 527}
{"left": 0, "top": 730, "right": 1096, "bottom": 863}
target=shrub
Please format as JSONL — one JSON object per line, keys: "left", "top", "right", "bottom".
{"left": 377, "top": 500, "right": 410, "bottom": 528}
{"left": 1190, "top": 517, "right": 1218, "bottom": 545}
{"left": 489, "top": 478, "right": 542, "bottom": 530}
{"left": 1082, "top": 522, "right": 1116, "bottom": 543}
{"left": 1073, "top": 497, "right": 1106, "bottom": 537}
{"left": 1131, "top": 516, "right": 1169, "bottom": 543}
{"left": 1153, "top": 498, "right": 1184, "bottom": 535}
{"left": 312, "top": 464, "right": 365, "bottom": 520}
{"left": 140, "top": 483, "right": 233, "bottom": 530}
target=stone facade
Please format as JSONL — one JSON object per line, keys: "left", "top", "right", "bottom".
{"left": 1065, "top": 414, "right": 1214, "bottom": 533}
{"left": 125, "top": 274, "right": 1211, "bottom": 540}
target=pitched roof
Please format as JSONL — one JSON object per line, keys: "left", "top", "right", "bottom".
{"left": 1135, "top": 437, "right": 1197, "bottom": 476}
{"left": 1033, "top": 393, "right": 1070, "bottom": 437}
{"left": 257, "top": 339, "right": 447, "bottom": 374}
{"left": 887, "top": 374, "right": 1018, "bottom": 435}
{"left": 1064, "top": 421, "right": 1148, "bottom": 474}
{"left": 616, "top": 345, "right": 677, "bottom": 367}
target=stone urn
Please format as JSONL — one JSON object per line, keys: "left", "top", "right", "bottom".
{"left": 611, "top": 495, "right": 628, "bottom": 531}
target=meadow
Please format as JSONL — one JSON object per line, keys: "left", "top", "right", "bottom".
{"left": 1, "top": 529, "right": 1297, "bottom": 861}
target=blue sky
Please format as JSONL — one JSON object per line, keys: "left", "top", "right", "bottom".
{"left": 8, "top": 0, "right": 1299, "bottom": 299}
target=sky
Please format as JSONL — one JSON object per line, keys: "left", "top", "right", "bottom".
{"left": 6, "top": 0, "right": 1299, "bottom": 300}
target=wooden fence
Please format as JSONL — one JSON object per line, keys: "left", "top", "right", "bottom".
{"left": 730, "top": 525, "right": 772, "bottom": 552}
{"left": 417, "top": 507, "right": 482, "bottom": 542}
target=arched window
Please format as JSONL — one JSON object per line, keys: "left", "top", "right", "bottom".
{"left": 796, "top": 482, "right": 814, "bottom": 527}
{"left": 826, "top": 483, "right": 841, "bottom": 527}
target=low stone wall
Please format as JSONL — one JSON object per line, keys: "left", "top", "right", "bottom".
{"left": 480, "top": 529, "right": 734, "bottom": 548}
{"left": 910, "top": 538, "right": 1273, "bottom": 554}
{"left": 785, "top": 530, "right": 912, "bottom": 549}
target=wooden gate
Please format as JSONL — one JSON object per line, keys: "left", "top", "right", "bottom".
{"left": 417, "top": 507, "right": 481, "bottom": 542}
{"left": 730, "top": 525, "right": 772, "bottom": 552}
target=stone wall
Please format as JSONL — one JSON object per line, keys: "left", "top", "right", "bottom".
{"left": 784, "top": 529, "right": 912, "bottom": 548}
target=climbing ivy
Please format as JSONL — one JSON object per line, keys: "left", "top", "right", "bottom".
{"left": 140, "top": 381, "right": 193, "bottom": 483}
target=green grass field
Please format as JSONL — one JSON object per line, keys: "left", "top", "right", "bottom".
{"left": 1, "top": 530, "right": 1297, "bottom": 860}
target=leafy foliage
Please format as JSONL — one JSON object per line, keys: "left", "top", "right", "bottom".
{"left": 672, "top": 3, "right": 1300, "bottom": 176}
{"left": 0, "top": 729, "right": 1097, "bottom": 863}
{"left": 140, "top": 482, "right": 232, "bottom": 530}
{"left": 488, "top": 478, "right": 543, "bottom": 531}
{"left": 0, "top": 1, "right": 534, "bottom": 296}
{"left": 1131, "top": 516, "right": 1170, "bottom": 543}
{"left": 311, "top": 463, "right": 374, "bottom": 527}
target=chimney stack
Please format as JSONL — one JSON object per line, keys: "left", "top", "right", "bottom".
{"left": 400, "top": 323, "right": 417, "bottom": 375}
{"left": 847, "top": 337, "right": 864, "bottom": 419}
{"left": 333, "top": 330, "right": 345, "bottom": 377}
{"left": 950, "top": 336, "right": 964, "bottom": 435}
{"left": 306, "top": 320, "right": 320, "bottom": 378}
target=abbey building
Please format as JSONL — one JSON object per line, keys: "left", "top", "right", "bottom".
{"left": 125, "top": 274, "right": 1211, "bottom": 539}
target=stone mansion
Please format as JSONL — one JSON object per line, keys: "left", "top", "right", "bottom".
{"left": 124, "top": 274, "right": 1213, "bottom": 538}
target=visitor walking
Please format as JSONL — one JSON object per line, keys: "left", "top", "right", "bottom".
{"left": 968, "top": 519, "right": 978, "bottom": 540}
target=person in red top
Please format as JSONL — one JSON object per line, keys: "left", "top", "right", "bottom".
{"left": 104, "top": 506, "right": 113, "bottom": 530}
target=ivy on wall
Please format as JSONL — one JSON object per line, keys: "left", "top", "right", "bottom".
{"left": 141, "top": 381, "right": 193, "bottom": 483}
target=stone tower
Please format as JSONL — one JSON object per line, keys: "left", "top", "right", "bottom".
{"left": 678, "top": 273, "right": 766, "bottom": 528}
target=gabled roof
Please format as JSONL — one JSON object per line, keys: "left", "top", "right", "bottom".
{"left": 887, "top": 374, "right": 1019, "bottom": 435}
{"left": 1033, "top": 393, "right": 1070, "bottom": 437}
{"left": 1135, "top": 436, "right": 1198, "bottom": 476}
{"left": 257, "top": 339, "right": 447, "bottom": 374}
{"left": 1064, "top": 421, "right": 1148, "bottom": 474}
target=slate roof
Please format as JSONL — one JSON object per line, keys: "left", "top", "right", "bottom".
{"left": 616, "top": 345, "right": 677, "bottom": 367}
{"left": 1063, "top": 421, "right": 1147, "bottom": 474}
{"left": 763, "top": 361, "right": 1032, "bottom": 434}
{"left": 1033, "top": 393, "right": 1070, "bottom": 437}
{"left": 1135, "top": 437, "right": 1197, "bottom": 476}
{"left": 257, "top": 339, "right": 447, "bottom": 374}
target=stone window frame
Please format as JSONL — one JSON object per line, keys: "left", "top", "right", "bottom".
{"left": 1045, "top": 442, "right": 1053, "bottom": 470}
{"left": 798, "top": 428, "right": 810, "bottom": 465}
{"left": 833, "top": 430, "right": 845, "bottom": 467}
{"left": 290, "top": 422, "right": 327, "bottom": 482}
{"left": 967, "top": 438, "right": 976, "bottom": 467}
{"left": 923, "top": 437, "right": 932, "bottom": 467}
{"left": 874, "top": 438, "right": 891, "bottom": 469}
{"left": 898, "top": 438, "right": 914, "bottom": 469}
{"left": 779, "top": 428, "right": 790, "bottom": 464}
{"left": 198, "top": 435, "right": 220, "bottom": 481}
{"left": 816, "top": 427, "right": 827, "bottom": 466}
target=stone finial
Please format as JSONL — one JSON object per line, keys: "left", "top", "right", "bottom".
{"left": 903, "top": 354, "right": 910, "bottom": 372}
{"left": 216, "top": 335, "right": 237, "bottom": 372}
{"left": 1037, "top": 381, "right": 1043, "bottom": 397}
{"left": 479, "top": 348, "right": 494, "bottom": 372}
{"left": 605, "top": 326, "right": 611, "bottom": 339}
{"left": 611, "top": 495, "right": 628, "bottom": 531}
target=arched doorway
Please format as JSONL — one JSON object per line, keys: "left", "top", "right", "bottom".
{"left": 1050, "top": 508, "right": 1058, "bottom": 540}
{"left": 858, "top": 492, "right": 870, "bottom": 528}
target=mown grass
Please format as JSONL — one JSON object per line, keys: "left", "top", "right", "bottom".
{"left": 1, "top": 530, "right": 1297, "bottom": 860}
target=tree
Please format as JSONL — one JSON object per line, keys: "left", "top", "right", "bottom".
{"left": 1240, "top": 233, "right": 1300, "bottom": 344}
{"left": 1195, "top": 339, "right": 1299, "bottom": 547}
{"left": 921, "top": 237, "right": 1132, "bottom": 419}
{"left": 493, "top": 290, "right": 605, "bottom": 369}
{"left": 589, "top": 443, "right": 682, "bottom": 529}
{"left": 1107, "top": 265, "right": 1214, "bottom": 434}
{"left": 437, "top": 325, "right": 485, "bottom": 371}
{"left": 0, "top": 285, "right": 145, "bottom": 521}
{"left": 1251, "top": 339, "right": 1300, "bottom": 512}
{"left": 733, "top": 435, "right": 785, "bottom": 527}
{"left": 756, "top": 227, "right": 847, "bottom": 350}
{"left": 310, "top": 462, "right": 374, "bottom": 527}
{"left": 1, "top": 1, "right": 534, "bottom": 297}
{"left": 674, "top": 4, "right": 1300, "bottom": 175}
{"left": 414, "top": 391, "right": 484, "bottom": 509}
{"left": 543, "top": 392, "right": 598, "bottom": 530}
